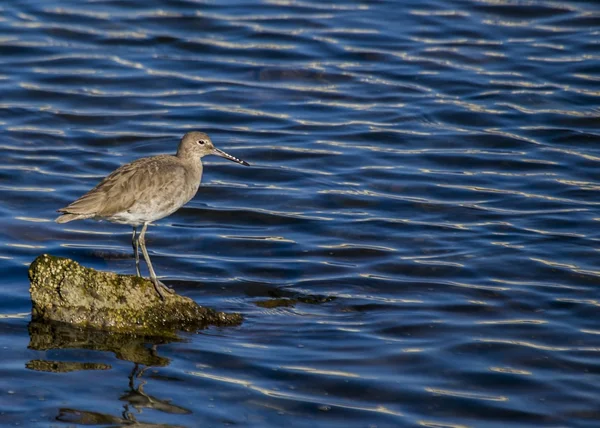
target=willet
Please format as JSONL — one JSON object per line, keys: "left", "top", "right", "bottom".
{"left": 56, "top": 131, "right": 249, "bottom": 299}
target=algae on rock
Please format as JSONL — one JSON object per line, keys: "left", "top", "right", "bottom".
{"left": 28, "top": 254, "right": 242, "bottom": 336}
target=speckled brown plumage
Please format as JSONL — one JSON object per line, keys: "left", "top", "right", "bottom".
{"left": 57, "top": 154, "right": 202, "bottom": 225}
{"left": 55, "top": 131, "right": 249, "bottom": 299}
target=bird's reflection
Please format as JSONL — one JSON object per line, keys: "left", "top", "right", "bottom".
{"left": 121, "top": 363, "right": 191, "bottom": 416}
{"left": 26, "top": 320, "right": 190, "bottom": 426}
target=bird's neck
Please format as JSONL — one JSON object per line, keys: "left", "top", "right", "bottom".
{"left": 175, "top": 151, "right": 203, "bottom": 183}
{"left": 181, "top": 156, "right": 202, "bottom": 174}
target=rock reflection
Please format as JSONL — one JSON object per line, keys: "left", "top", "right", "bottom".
{"left": 56, "top": 408, "right": 135, "bottom": 426}
{"left": 27, "top": 321, "right": 190, "bottom": 426}
{"left": 26, "top": 360, "right": 111, "bottom": 373}
{"left": 57, "top": 404, "right": 186, "bottom": 427}
{"left": 27, "top": 321, "right": 173, "bottom": 366}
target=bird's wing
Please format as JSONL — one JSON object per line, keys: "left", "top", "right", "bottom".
{"left": 58, "top": 155, "right": 187, "bottom": 217}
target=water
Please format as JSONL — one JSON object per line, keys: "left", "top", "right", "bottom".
{"left": 1, "top": 0, "right": 599, "bottom": 426}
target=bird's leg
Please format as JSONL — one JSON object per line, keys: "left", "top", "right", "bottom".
{"left": 138, "top": 222, "right": 175, "bottom": 300}
{"left": 132, "top": 226, "right": 141, "bottom": 277}
{"left": 139, "top": 223, "right": 165, "bottom": 300}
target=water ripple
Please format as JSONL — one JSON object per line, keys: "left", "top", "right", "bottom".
{"left": 1, "top": 0, "right": 599, "bottom": 426}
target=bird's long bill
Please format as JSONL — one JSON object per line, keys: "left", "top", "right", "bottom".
{"left": 213, "top": 147, "right": 250, "bottom": 166}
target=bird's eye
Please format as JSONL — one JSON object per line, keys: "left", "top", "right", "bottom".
{"left": 198, "top": 140, "right": 205, "bottom": 145}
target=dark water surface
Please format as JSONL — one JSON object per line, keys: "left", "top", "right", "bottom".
{"left": 1, "top": 0, "right": 600, "bottom": 426}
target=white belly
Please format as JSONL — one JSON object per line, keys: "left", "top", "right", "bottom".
{"left": 105, "top": 191, "right": 195, "bottom": 226}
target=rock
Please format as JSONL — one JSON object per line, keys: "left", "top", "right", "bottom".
{"left": 28, "top": 254, "right": 242, "bottom": 336}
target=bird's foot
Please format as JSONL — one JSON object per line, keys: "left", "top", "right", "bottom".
{"left": 149, "top": 277, "right": 174, "bottom": 301}
{"left": 157, "top": 279, "right": 176, "bottom": 294}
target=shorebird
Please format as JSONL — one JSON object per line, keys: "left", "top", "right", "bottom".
{"left": 56, "top": 131, "right": 249, "bottom": 299}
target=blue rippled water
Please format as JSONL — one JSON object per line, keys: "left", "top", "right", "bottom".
{"left": 1, "top": 0, "right": 600, "bottom": 426}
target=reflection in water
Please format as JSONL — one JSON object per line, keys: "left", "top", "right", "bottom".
{"left": 27, "top": 321, "right": 190, "bottom": 426}
{"left": 27, "top": 321, "right": 173, "bottom": 366}
{"left": 121, "top": 364, "right": 192, "bottom": 416}
{"left": 56, "top": 408, "right": 134, "bottom": 426}
{"left": 26, "top": 360, "right": 111, "bottom": 373}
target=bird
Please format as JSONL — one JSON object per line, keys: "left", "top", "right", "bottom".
{"left": 56, "top": 131, "right": 250, "bottom": 300}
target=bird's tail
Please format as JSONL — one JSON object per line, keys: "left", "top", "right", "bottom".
{"left": 55, "top": 213, "right": 93, "bottom": 223}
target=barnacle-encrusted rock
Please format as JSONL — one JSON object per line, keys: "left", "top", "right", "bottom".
{"left": 28, "top": 254, "right": 242, "bottom": 336}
